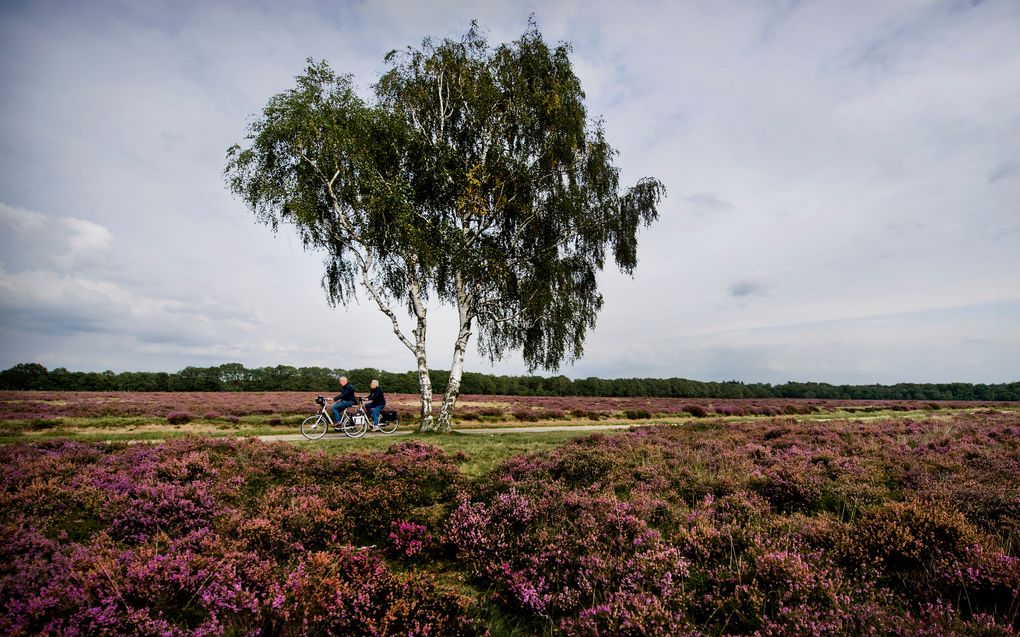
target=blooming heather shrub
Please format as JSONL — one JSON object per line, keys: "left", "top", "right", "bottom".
{"left": 684, "top": 404, "right": 708, "bottom": 417}
{"left": 908, "top": 445, "right": 1020, "bottom": 545}
{"left": 935, "top": 544, "right": 1020, "bottom": 622}
{"left": 0, "top": 437, "right": 477, "bottom": 635}
{"left": 623, "top": 408, "right": 652, "bottom": 419}
{"left": 552, "top": 446, "right": 621, "bottom": 488}
{"left": 889, "top": 600, "right": 1018, "bottom": 637}
{"left": 107, "top": 480, "right": 217, "bottom": 542}
{"left": 301, "top": 441, "right": 464, "bottom": 542}
{"left": 270, "top": 549, "right": 477, "bottom": 635}
{"left": 668, "top": 493, "right": 772, "bottom": 566}
{"left": 27, "top": 418, "right": 60, "bottom": 430}
{"left": 447, "top": 413, "right": 1020, "bottom": 633}
{"left": 0, "top": 526, "right": 275, "bottom": 636}
{"left": 388, "top": 520, "right": 433, "bottom": 558}
{"left": 784, "top": 403, "right": 816, "bottom": 415}
{"left": 558, "top": 591, "right": 700, "bottom": 636}
{"left": 448, "top": 488, "right": 694, "bottom": 628}
{"left": 511, "top": 409, "right": 539, "bottom": 422}
{"left": 842, "top": 501, "right": 981, "bottom": 571}
{"left": 750, "top": 460, "right": 826, "bottom": 513}
{"left": 235, "top": 512, "right": 302, "bottom": 557}
{"left": 700, "top": 547, "right": 865, "bottom": 635}
{"left": 166, "top": 410, "right": 193, "bottom": 425}
{"left": 250, "top": 485, "right": 349, "bottom": 553}
{"left": 537, "top": 408, "right": 567, "bottom": 420}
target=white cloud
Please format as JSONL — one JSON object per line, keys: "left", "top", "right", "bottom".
{"left": 0, "top": 202, "right": 45, "bottom": 231}
{"left": 54, "top": 217, "right": 114, "bottom": 268}
{"left": 0, "top": 203, "right": 116, "bottom": 271}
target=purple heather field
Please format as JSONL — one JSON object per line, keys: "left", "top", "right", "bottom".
{"left": 1, "top": 404, "right": 1018, "bottom": 635}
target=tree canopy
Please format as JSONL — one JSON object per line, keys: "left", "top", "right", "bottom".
{"left": 226, "top": 21, "right": 665, "bottom": 430}
{"left": 376, "top": 22, "right": 664, "bottom": 370}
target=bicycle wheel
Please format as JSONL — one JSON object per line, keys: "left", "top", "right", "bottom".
{"left": 301, "top": 415, "right": 328, "bottom": 440}
{"left": 377, "top": 417, "right": 398, "bottom": 434}
{"left": 344, "top": 414, "right": 368, "bottom": 438}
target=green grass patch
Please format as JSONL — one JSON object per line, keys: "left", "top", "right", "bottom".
{"left": 297, "top": 430, "right": 608, "bottom": 477}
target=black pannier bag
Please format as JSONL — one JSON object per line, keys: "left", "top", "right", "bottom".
{"left": 380, "top": 409, "right": 398, "bottom": 423}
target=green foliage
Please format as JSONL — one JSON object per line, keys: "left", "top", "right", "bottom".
{"left": 225, "top": 59, "right": 429, "bottom": 309}
{"left": 376, "top": 21, "right": 664, "bottom": 369}
{"left": 0, "top": 364, "right": 48, "bottom": 389}
{"left": 3, "top": 362, "right": 1020, "bottom": 400}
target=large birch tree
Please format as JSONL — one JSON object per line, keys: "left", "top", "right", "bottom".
{"left": 226, "top": 21, "right": 664, "bottom": 432}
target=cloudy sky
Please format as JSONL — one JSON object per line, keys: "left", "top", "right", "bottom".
{"left": 1, "top": 0, "right": 1018, "bottom": 384}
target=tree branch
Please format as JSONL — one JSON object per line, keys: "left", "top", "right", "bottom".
{"left": 358, "top": 252, "right": 417, "bottom": 354}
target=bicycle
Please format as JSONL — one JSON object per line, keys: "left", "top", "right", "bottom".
{"left": 366, "top": 405, "right": 400, "bottom": 434}
{"left": 301, "top": 396, "right": 369, "bottom": 440}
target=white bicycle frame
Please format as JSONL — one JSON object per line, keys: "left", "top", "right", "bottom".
{"left": 302, "top": 396, "right": 368, "bottom": 440}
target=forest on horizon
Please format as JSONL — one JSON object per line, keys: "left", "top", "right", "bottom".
{"left": 1, "top": 362, "right": 1017, "bottom": 401}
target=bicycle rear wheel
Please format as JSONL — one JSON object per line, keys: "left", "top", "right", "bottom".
{"left": 301, "top": 415, "right": 328, "bottom": 440}
{"left": 343, "top": 414, "right": 368, "bottom": 438}
{"left": 377, "top": 418, "right": 398, "bottom": 434}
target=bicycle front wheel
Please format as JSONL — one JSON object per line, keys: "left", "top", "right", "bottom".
{"left": 301, "top": 415, "right": 328, "bottom": 440}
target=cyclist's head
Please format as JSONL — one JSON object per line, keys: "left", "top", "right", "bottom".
{"left": 371, "top": 379, "right": 379, "bottom": 388}
{"left": 339, "top": 376, "right": 348, "bottom": 385}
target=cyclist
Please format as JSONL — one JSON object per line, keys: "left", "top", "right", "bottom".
{"left": 332, "top": 376, "right": 356, "bottom": 423}
{"left": 364, "top": 379, "right": 386, "bottom": 431}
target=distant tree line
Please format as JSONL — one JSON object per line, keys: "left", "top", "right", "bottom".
{"left": 1, "top": 363, "right": 1017, "bottom": 401}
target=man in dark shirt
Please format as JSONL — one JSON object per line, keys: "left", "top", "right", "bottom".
{"left": 332, "top": 376, "right": 356, "bottom": 422}
{"left": 364, "top": 379, "right": 386, "bottom": 430}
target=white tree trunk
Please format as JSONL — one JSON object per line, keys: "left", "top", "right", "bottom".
{"left": 411, "top": 286, "right": 434, "bottom": 430}
{"left": 415, "top": 348, "right": 433, "bottom": 429}
{"left": 436, "top": 275, "right": 474, "bottom": 432}
{"left": 319, "top": 166, "right": 438, "bottom": 427}
{"left": 361, "top": 260, "right": 435, "bottom": 428}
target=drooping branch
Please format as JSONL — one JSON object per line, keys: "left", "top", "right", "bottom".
{"left": 357, "top": 253, "right": 416, "bottom": 355}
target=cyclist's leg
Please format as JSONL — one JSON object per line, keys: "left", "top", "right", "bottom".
{"left": 370, "top": 405, "right": 383, "bottom": 427}
{"left": 334, "top": 401, "right": 350, "bottom": 421}
{"left": 332, "top": 400, "right": 354, "bottom": 422}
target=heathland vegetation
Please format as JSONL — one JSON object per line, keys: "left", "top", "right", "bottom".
{"left": 2, "top": 362, "right": 1018, "bottom": 401}
{"left": 2, "top": 410, "right": 1018, "bottom": 635}
{"left": 6, "top": 389, "right": 1017, "bottom": 444}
